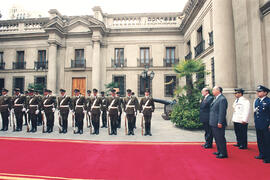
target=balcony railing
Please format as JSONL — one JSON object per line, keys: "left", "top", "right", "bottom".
{"left": 13, "top": 61, "right": 26, "bottom": 69}
{"left": 137, "top": 58, "right": 153, "bottom": 68}
{"left": 163, "top": 58, "right": 179, "bottom": 67}
{"left": 111, "top": 58, "right": 127, "bottom": 68}
{"left": 209, "top": 31, "right": 213, "bottom": 46}
{"left": 71, "top": 59, "right": 86, "bottom": 68}
{"left": 34, "top": 61, "right": 48, "bottom": 70}
{"left": 0, "top": 62, "right": 5, "bottom": 70}
{"left": 194, "top": 40, "right": 205, "bottom": 57}
{"left": 185, "top": 52, "right": 192, "bottom": 60}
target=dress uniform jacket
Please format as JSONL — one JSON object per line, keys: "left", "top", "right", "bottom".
{"left": 27, "top": 95, "right": 40, "bottom": 114}
{"left": 123, "top": 96, "right": 139, "bottom": 115}
{"left": 254, "top": 96, "right": 270, "bottom": 129}
{"left": 12, "top": 94, "right": 26, "bottom": 113}
{"left": 139, "top": 97, "right": 155, "bottom": 115}
{"left": 232, "top": 96, "right": 250, "bottom": 123}
{"left": 58, "top": 95, "right": 72, "bottom": 114}
{"left": 89, "top": 96, "right": 102, "bottom": 114}
{"left": 42, "top": 95, "right": 56, "bottom": 113}
{"left": 107, "top": 97, "right": 121, "bottom": 115}
{"left": 72, "top": 96, "right": 86, "bottom": 113}
{"left": 0, "top": 95, "right": 12, "bottom": 113}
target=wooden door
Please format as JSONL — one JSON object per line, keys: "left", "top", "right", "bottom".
{"left": 72, "top": 78, "right": 86, "bottom": 96}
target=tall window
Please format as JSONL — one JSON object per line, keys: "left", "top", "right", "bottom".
{"left": 17, "top": 51, "right": 24, "bottom": 62}
{"left": 0, "top": 52, "right": 3, "bottom": 63}
{"left": 13, "top": 77, "right": 24, "bottom": 93}
{"left": 38, "top": 50, "right": 46, "bottom": 62}
{"left": 75, "top": 49, "right": 84, "bottom": 60}
{"left": 113, "top": 75, "right": 126, "bottom": 97}
{"left": 211, "top": 58, "right": 215, "bottom": 87}
{"left": 0, "top": 79, "right": 4, "bottom": 95}
{"left": 165, "top": 75, "right": 177, "bottom": 97}
{"left": 140, "top": 48, "right": 150, "bottom": 67}
{"left": 114, "top": 48, "right": 124, "bottom": 67}
{"left": 187, "top": 41, "right": 191, "bottom": 53}
{"left": 138, "top": 75, "right": 152, "bottom": 97}
{"left": 197, "top": 26, "right": 203, "bottom": 43}
{"left": 34, "top": 76, "right": 47, "bottom": 93}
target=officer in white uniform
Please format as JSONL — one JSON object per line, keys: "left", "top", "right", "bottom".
{"left": 232, "top": 88, "right": 250, "bottom": 149}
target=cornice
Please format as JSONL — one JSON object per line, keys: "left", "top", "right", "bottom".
{"left": 260, "top": 1, "right": 270, "bottom": 17}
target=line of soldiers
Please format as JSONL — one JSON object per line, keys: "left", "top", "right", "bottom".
{"left": 0, "top": 87, "right": 155, "bottom": 136}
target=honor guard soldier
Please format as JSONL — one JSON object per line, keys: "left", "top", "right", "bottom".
{"left": 72, "top": 89, "right": 86, "bottom": 134}
{"left": 12, "top": 88, "right": 26, "bottom": 131}
{"left": 123, "top": 89, "right": 139, "bottom": 135}
{"left": 100, "top": 91, "right": 108, "bottom": 128}
{"left": 26, "top": 89, "right": 40, "bottom": 132}
{"left": 86, "top": 90, "right": 92, "bottom": 127}
{"left": 139, "top": 88, "right": 155, "bottom": 136}
{"left": 35, "top": 90, "right": 43, "bottom": 126}
{"left": 107, "top": 89, "right": 121, "bottom": 135}
{"left": 116, "top": 91, "right": 123, "bottom": 128}
{"left": 254, "top": 85, "right": 270, "bottom": 163}
{"left": 42, "top": 89, "right": 56, "bottom": 133}
{"left": 89, "top": 89, "right": 102, "bottom": 134}
{"left": 58, "top": 89, "right": 72, "bottom": 133}
{"left": 0, "top": 88, "right": 12, "bottom": 131}
{"left": 232, "top": 88, "right": 250, "bottom": 149}
{"left": 131, "top": 92, "right": 137, "bottom": 128}
{"left": 23, "top": 91, "right": 29, "bottom": 125}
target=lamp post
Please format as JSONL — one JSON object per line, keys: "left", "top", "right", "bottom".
{"left": 141, "top": 66, "right": 155, "bottom": 92}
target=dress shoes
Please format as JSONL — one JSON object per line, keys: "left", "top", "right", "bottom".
{"left": 131, "top": 131, "right": 134, "bottom": 135}
{"left": 255, "top": 155, "right": 264, "bottom": 159}
{"left": 216, "top": 154, "right": 228, "bottom": 159}
{"left": 201, "top": 144, "right": 206, "bottom": 147}
{"left": 79, "top": 130, "right": 83, "bottom": 134}
{"left": 263, "top": 159, "right": 270, "bottom": 163}
{"left": 213, "top": 152, "right": 220, "bottom": 155}
{"left": 239, "top": 146, "right": 247, "bottom": 149}
{"left": 0, "top": 128, "right": 4, "bottom": 131}
{"left": 204, "top": 145, "right": 212, "bottom": 149}
{"left": 233, "top": 144, "right": 240, "bottom": 147}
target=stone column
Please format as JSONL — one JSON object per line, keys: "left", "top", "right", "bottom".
{"left": 212, "top": 0, "right": 237, "bottom": 88}
{"left": 92, "top": 40, "right": 101, "bottom": 90}
{"left": 47, "top": 43, "right": 57, "bottom": 93}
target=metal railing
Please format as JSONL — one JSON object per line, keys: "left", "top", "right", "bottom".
{"left": 13, "top": 61, "right": 26, "bottom": 69}
{"left": 194, "top": 40, "right": 205, "bottom": 57}
{"left": 71, "top": 59, "right": 86, "bottom": 68}
{"left": 111, "top": 58, "right": 127, "bottom": 68}
{"left": 137, "top": 58, "right": 153, "bottom": 68}
{"left": 163, "top": 58, "right": 179, "bottom": 67}
{"left": 34, "top": 61, "right": 48, "bottom": 70}
{"left": 185, "top": 52, "right": 192, "bottom": 60}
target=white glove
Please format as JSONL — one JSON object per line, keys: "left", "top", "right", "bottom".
{"left": 10, "top": 109, "right": 14, "bottom": 113}
{"left": 26, "top": 109, "right": 29, "bottom": 113}
{"left": 83, "top": 110, "right": 87, "bottom": 114}
{"left": 88, "top": 111, "right": 91, "bottom": 116}
{"left": 22, "top": 108, "right": 26, "bottom": 112}
{"left": 41, "top": 110, "right": 45, "bottom": 114}
{"left": 35, "top": 110, "right": 39, "bottom": 115}
{"left": 52, "top": 108, "right": 55, "bottom": 112}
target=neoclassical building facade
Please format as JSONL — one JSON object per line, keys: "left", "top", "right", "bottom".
{"left": 0, "top": 0, "right": 270, "bottom": 126}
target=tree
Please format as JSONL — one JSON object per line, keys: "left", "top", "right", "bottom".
{"left": 170, "top": 59, "right": 207, "bottom": 129}
{"left": 104, "top": 82, "right": 118, "bottom": 95}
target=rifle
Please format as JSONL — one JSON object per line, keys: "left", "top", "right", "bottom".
{"left": 86, "top": 112, "right": 90, "bottom": 128}
{"left": 88, "top": 113, "right": 93, "bottom": 134}
{"left": 12, "top": 112, "right": 16, "bottom": 131}
{"left": 42, "top": 112, "right": 46, "bottom": 133}
{"left": 141, "top": 115, "right": 144, "bottom": 136}
{"left": 124, "top": 114, "right": 128, "bottom": 135}
{"left": 26, "top": 111, "right": 30, "bottom": 132}
{"left": 72, "top": 112, "right": 75, "bottom": 134}
{"left": 58, "top": 111, "right": 63, "bottom": 133}
{"left": 107, "top": 113, "right": 110, "bottom": 135}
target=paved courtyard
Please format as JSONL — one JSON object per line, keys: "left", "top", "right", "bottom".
{"left": 0, "top": 109, "right": 257, "bottom": 142}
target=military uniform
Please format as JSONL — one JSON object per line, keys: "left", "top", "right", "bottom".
{"left": 58, "top": 90, "right": 72, "bottom": 133}
{"left": 12, "top": 90, "right": 26, "bottom": 131}
{"left": 72, "top": 93, "right": 86, "bottom": 134}
{"left": 26, "top": 92, "right": 40, "bottom": 132}
{"left": 85, "top": 90, "right": 92, "bottom": 128}
{"left": 254, "top": 85, "right": 270, "bottom": 163}
{"left": 123, "top": 90, "right": 139, "bottom": 135}
{"left": 107, "top": 93, "right": 121, "bottom": 135}
{"left": 23, "top": 91, "right": 29, "bottom": 125}
{"left": 89, "top": 92, "right": 102, "bottom": 134}
{"left": 42, "top": 91, "right": 57, "bottom": 133}
{"left": 117, "top": 93, "right": 123, "bottom": 128}
{"left": 35, "top": 92, "right": 43, "bottom": 126}
{"left": 100, "top": 92, "right": 108, "bottom": 128}
{"left": 140, "top": 95, "right": 155, "bottom": 136}
{"left": 0, "top": 89, "right": 12, "bottom": 131}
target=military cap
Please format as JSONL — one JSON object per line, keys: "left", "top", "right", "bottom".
{"left": 13, "top": 88, "right": 20, "bottom": 92}
{"left": 74, "top": 89, "right": 80, "bottom": 93}
{"left": 28, "top": 88, "right": 34, "bottom": 92}
{"left": 110, "top": 89, "right": 116, "bottom": 93}
{"left": 127, "top": 89, "right": 132, "bottom": 93}
{"left": 87, "top": 90, "right": 91, "bottom": 93}
{"left": 44, "top": 89, "right": 52, "bottom": 93}
{"left": 60, "top": 89, "right": 66, "bottom": 92}
{"left": 256, "top": 85, "right": 270, "bottom": 92}
{"left": 145, "top": 88, "right": 150, "bottom": 93}
{"left": 93, "top": 88, "right": 98, "bottom": 93}
{"left": 101, "top": 91, "right": 105, "bottom": 95}
{"left": 24, "top": 91, "right": 29, "bottom": 94}
{"left": 2, "top": 88, "right": 8, "bottom": 92}
{"left": 234, "top": 88, "right": 244, "bottom": 94}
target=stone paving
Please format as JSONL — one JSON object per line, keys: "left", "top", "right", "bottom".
{"left": 0, "top": 109, "right": 257, "bottom": 142}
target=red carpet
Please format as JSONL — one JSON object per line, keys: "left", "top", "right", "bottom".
{"left": 0, "top": 137, "right": 268, "bottom": 180}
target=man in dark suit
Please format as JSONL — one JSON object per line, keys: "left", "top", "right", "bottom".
{"left": 254, "top": 85, "right": 270, "bottom": 163}
{"left": 200, "top": 87, "right": 214, "bottom": 148}
{"left": 210, "top": 86, "right": 228, "bottom": 159}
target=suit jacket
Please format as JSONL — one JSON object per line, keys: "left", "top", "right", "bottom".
{"left": 199, "top": 95, "right": 214, "bottom": 123}
{"left": 139, "top": 96, "right": 155, "bottom": 116}
{"left": 254, "top": 96, "right": 270, "bottom": 129}
{"left": 123, "top": 96, "right": 139, "bottom": 115}
{"left": 209, "top": 94, "right": 228, "bottom": 127}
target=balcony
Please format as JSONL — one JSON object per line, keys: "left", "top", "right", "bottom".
{"left": 34, "top": 61, "right": 48, "bottom": 70}
{"left": 111, "top": 58, "right": 127, "bottom": 68}
{"left": 13, "top": 61, "right": 26, "bottom": 69}
{"left": 71, "top": 59, "right": 86, "bottom": 68}
{"left": 0, "top": 62, "right": 5, "bottom": 70}
{"left": 194, "top": 40, "right": 205, "bottom": 57}
{"left": 185, "top": 52, "right": 192, "bottom": 60}
{"left": 137, "top": 58, "right": 153, "bottom": 68}
{"left": 209, "top": 31, "right": 213, "bottom": 46}
{"left": 163, "top": 58, "right": 179, "bottom": 67}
